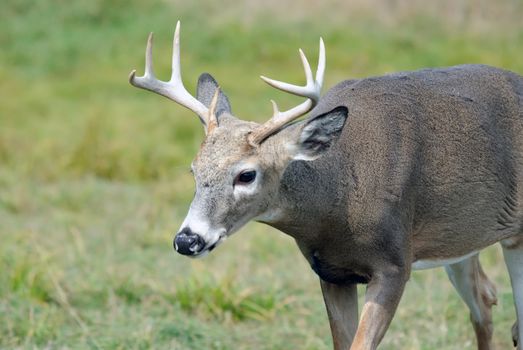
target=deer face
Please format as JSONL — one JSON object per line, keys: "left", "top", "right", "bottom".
{"left": 175, "top": 116, "right": 278, "bottom": 257}
{"left": 169, "top": 73, "right": 283, "bottom": 257}
{"left": 175, "top": 107, "right": 348, "bottom": 257}
{"left": 129, "top": 22, "right": 346, "bottom": 257}
{"left": 174, "top": 106, "right": 348, "bottom": 257}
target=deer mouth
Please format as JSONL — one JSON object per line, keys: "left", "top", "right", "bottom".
{"left": 207, "top": 240, "right": 219, "bottom": 252}
{"left": 207, "top": 233, "right": 228, "bottom": 251}
{"left": 190, "top": 230, "right": 227, "bottom": 258}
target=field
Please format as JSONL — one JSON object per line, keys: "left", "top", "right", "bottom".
{"left": 1, "top": 0, "right": 523, "bottom": 348}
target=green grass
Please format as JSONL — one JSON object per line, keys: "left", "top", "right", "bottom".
{"left": 1, "top": 0, "right": 523, "bottom": 348}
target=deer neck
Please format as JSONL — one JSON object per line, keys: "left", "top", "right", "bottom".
{"left": 257, "top": 157, "right": 351, "bottom": 242}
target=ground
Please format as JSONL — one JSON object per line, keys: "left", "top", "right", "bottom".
{"left": 1, "top": 0, "right": 523, "bottom": 348}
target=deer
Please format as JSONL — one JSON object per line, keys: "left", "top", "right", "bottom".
{"left": 129, "top": 21, "right": 523, "bottom": 350}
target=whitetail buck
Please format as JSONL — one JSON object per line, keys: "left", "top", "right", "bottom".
{"left": 129, "top": 21, "right": 523, "bottom": 349}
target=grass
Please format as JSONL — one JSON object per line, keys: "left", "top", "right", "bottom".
{"left": 1, "top": 0, "right": 523, "bottom": 348}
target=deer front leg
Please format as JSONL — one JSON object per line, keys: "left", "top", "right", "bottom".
{"left": 320, "top": 280, "right": 359, "bottom": 350}
{"left": 350, "top": 267, "right": 409, "bottom": 350}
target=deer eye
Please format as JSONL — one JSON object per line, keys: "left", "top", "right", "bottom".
{"left": 235, "top": 170, "right": 257, "bottom": 185}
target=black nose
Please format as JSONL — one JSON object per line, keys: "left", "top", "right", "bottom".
{"left": 174, "top": 228, "right": 205, "bottom": 255}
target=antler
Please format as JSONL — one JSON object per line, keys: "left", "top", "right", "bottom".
{"left": 248, "top": 38, "right": 325, "bottom": 145}
{"left": 129, "top": 21, "right": 214, "bottom": 130}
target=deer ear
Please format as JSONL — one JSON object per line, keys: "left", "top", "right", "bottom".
{"left": 196, "top": 73, "right": 232, "bottom": 117}
{"left": 293, "top": 106, "right": 348, "bottom": 161}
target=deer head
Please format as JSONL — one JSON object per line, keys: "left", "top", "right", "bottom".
{"left": 130, "top": 22, "right": 347, "bottom": 257}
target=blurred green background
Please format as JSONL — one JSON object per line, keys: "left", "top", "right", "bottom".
{"left": 1, "top": 0, "right": 523, "bottom": 349}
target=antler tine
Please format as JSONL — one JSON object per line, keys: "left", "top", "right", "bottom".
{"left": 249, "top": 38, "right": 326, "bottom": 145}
{"left": 170, "top": 21, "right": 182, "bottom": 84}
{"left": 316, "top": 38, "right": 325, "bottom": 91}
{"left": 144, "top": 32, "right": 155, "bottom": 77}
{"left": 259, "top": 51, "right": 315, "bottom": 99}
{"left": 260, "top": 38, "right": 325, "bottom": 101}
{"left": 129, "top": 21, "right": 210, "bottom": 129}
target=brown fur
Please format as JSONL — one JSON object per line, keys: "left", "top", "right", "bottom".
{"left": 190, "top": 65, "right": 523, "bottom": 349}
{"left": 130, "top": 27, "right": 523, "bottom": 348}
{"left": 320, "top": 281, "right": 358, "bottom": 349}
{"left": 134, "top": 52, "right": 523, "bottom": 348}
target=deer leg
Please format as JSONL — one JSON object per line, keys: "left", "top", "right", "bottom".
{"left": 513, "top": 321, "right": 519, "bottom": 347}
{"left": 502, "top": 236, "right": 523, "bottom": 349}
{"left": 349, "top": 267, "right": 408, "bottom": 350}
{"left": 445, "top": 255, "right": 497, "bottom": 350}
{"left": 320, "top": 280, "right": 358, "bottom": 350}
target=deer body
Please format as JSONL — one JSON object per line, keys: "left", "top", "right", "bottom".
{"left": 130, "top": 23, "right": 523, "bottom": 349}
{"left": 259, "top": 66, "right": 523, "bottom": 349}
{"left": 268, "top": 64, "right": 523, "bottom": 269}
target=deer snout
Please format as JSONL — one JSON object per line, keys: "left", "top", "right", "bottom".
{"left": 174, "top": 228, "right": 205, "bottom": 256}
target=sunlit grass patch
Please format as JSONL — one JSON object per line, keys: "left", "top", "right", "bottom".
{"left": 174, "top": 275, "right": 292, "bottom": 321}
{"left": 1, "top": 247, "right": 55, "bottom": 304}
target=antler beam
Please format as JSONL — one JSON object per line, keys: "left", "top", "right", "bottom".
{"left": 249, "top": 38, "right": 325, "bottom": 145}
{"left": 129, "top": 21, "right": 213, "bottom": 130}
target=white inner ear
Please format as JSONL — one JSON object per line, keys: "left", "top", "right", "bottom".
{"left": 285, "top": 139, "right": 320, "bottom": 162}
{"left": 299, "top": 123, "right": 317, "bottom": 142}
{"left": 293, "top": 151, "right": 320, "bottom": 161}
